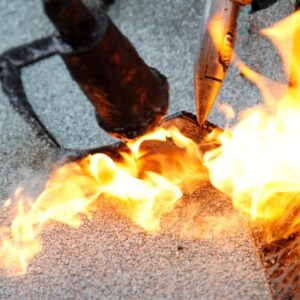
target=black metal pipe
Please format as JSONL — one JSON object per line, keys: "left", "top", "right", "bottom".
{"left": 0, "top": 59, "right": 60, "bottom": 148}
{"left": 43, "top": 0, "right": 169, "bottom": 139}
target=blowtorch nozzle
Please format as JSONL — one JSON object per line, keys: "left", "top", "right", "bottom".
{"left": 194, "top": 0, "right": 241, "bottom": 126}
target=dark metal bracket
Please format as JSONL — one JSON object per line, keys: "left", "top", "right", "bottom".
{"left": 0, "top": 36, "right": 61, "bottom": 148}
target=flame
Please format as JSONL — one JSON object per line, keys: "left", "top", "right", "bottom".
{"left": 2, "top": 7, "right": 300, "bottom": 277}
{"left": 205, "top": 11, "right": 300, "bottom": 242}
{"left": 218, "top": 103, "right": 235, "bottom": 122}
{"left": 0, "top": 126, "right": 206, "bottom": 275}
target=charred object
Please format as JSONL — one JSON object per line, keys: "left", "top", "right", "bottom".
{"left": 43, "top": 0, "right": 169, "bottom": 140}
{"left": 0, "top": 0, "right": 169, "bottom": 147}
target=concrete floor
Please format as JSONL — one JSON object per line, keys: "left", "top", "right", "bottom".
{"left": 0, "top": 0, "right": 295, "bottom": 298}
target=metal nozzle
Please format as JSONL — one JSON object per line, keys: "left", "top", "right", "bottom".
{"left": 194, "top": 0, "right": 240, "bottom": 125}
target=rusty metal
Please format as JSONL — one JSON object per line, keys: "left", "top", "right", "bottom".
{"left": 43, "top": 0, "right": 169, "bottom": 140}
{"left": 253, "top": 230, "right": 300, "bottom": 299}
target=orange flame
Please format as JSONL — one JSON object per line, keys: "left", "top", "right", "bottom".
{"left": 205, "top": 11, "right": 300, "bottom": 242}
{"left": 2, "top": 7, "right": 300, "bottom": 276}
{"left": 0, "top": 126, "right": 206, "bottom": 275}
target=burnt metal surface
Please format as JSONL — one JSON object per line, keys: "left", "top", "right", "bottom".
{"left": 59, "top": 111, "right": 220, "bottom": 165}
{"left": 253, "top": 230, "right": 300, "bottom": 300}
{"left": 43, "top": 0, "right": 169, "bottom": 139}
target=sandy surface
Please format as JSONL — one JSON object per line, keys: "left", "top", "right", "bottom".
{"left": 0, "top": 0, "right": 295, "bottom": 298}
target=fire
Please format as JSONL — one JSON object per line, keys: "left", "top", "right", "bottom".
{"left": 2, "top": 7, "right": 300, "bottom": 277}
{"left": 204, "top": 10, "right": 300, "bottom": 242}
{"left": 0, "top": 126, "right": 205, "bottom": 275}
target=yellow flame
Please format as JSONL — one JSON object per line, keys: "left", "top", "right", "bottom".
{"left": 2, "top": 8, "right": 300, "bottom": 276}
{"left": 0, "top": 126, "right": 206, "bottom": 275}
{"left": 205, "top": 11, "right": 300, "bottom": 242}
{"left": 3, "top": 199, "right": 11, "bottom": 208}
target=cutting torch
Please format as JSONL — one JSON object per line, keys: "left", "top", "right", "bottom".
{"left": 194, "top": 0, "right": 252, "bottom": 125}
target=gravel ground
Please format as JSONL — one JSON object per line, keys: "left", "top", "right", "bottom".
{"left": 0, "top": 0, "right": 295, "bottom": 299}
